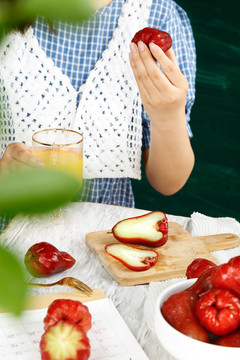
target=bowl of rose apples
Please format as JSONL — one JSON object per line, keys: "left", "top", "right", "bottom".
{"left": 155, "top": 257, "right": 240, "bottom": 360}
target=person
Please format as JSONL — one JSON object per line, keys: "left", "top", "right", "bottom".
{"left": 0, "top": 0, "right": 196, "bottom": 231}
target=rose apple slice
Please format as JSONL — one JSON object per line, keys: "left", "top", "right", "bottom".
{"left": 40, "top": 320, "right": 90, "bottom": 360}
{"left": 105, "top": 243, "right": 158, "bottom": 271}
{"left": 112, "top": 211, "right": 168, "bottom": 247}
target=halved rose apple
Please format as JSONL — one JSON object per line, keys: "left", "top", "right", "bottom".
{"left": 112, "top": 211, "right": 168, "bottom": 247}
{"left": 40, "top": 320, "right": 90, "bottom": 360}
{"left": 105, "top": 243, "right": 158, "bottom": 271}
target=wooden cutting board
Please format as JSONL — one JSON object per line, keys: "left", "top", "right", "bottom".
{"left": 85, "top": 222, "right": 239, "bottom": 286}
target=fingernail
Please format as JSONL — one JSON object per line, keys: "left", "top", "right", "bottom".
{"left": 149, "top": 42, "right": 158, "bottom": 53}
{"left": 138, "top": 41, "right": 146, "bottom": 52}
{"left": 130, "top": 42, "right": 137, "bottom": 53}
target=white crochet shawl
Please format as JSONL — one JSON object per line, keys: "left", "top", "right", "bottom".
{"left": 0, "top": 0, "right": 152, "bottom": 179}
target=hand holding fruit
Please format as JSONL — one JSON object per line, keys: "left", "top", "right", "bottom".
{"left": 131, "top": 28, "right": 172, "bottom": 54}
{"left": 129, "top": 27, "right": 188, "bottom": 126}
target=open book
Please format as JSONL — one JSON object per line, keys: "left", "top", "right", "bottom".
{"left": 0, "top": 289, "right": 149, "bottom": 360}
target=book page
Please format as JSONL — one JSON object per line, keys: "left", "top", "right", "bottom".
{"left": 0, "top": 297, "right": 149, "bottom": 360}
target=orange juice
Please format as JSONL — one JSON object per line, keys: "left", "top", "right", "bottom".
{"left": 33, "top": 148, "right": 83, "bottom": 186}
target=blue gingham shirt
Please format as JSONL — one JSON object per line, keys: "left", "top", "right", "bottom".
{"left": 0, "top": 0, "right": 196, "bottom": 233}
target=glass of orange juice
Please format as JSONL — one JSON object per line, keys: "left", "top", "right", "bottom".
{"left": 32, "top": 128, "right": 83, "bottom": 217}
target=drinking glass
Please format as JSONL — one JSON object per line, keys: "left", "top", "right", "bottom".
{"left": 32, "top": 128, "right": 83, "bottom": 217}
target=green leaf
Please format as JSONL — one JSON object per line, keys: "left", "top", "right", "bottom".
{"left": 0, "top": 168, "right": 81, "bottom": 216}
{"left": 0, "top": 245, "right": 26, "bottom": 315}
{"left": 13, "top": 0, "right": 93, "bottom": 25}
{"left": 30, "top": 0, "right": 93, "bottom": 21}
{"left": 0, "top": 0, "right": 94, "bottom": 34}
{"left": 0, "top": 24, "right": 4, "bottom": 43}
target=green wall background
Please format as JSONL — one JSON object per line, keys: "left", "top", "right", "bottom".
{"left": 132, "top": 0, "right": 240, "bottom": 221}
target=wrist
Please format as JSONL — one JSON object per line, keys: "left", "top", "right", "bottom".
{"left": 150, "top": 107, "right": 187, "bottom": 134}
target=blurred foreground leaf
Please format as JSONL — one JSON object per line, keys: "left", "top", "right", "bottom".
{"left": 17, "top": 0, "right": 94, "bottom": 22}
{"left": 0, "top": 168, "right": 80, "bottom": 216}
{"left": 0, "top": 0, "right": 91, "bottom": 318}
{"left": 0, "top": 0, "right": 91, "bottom": 316}
{"left": 0, "top": 0, "right": 94, "bottom": 34}
{"left": 0, "top": 245, "right": 26, "bottom": 315}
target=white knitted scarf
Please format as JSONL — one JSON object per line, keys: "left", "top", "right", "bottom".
{"left": 0, "top": 0, "right": 152, "bottom": 179}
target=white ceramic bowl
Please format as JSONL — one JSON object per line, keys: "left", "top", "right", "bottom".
{"left": 155, "top": 279, "right": 240, "bottom": 360}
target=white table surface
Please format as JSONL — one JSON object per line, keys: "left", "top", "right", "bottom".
{"left": 1, "top": 202, "right": 240, "bottom": 360}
